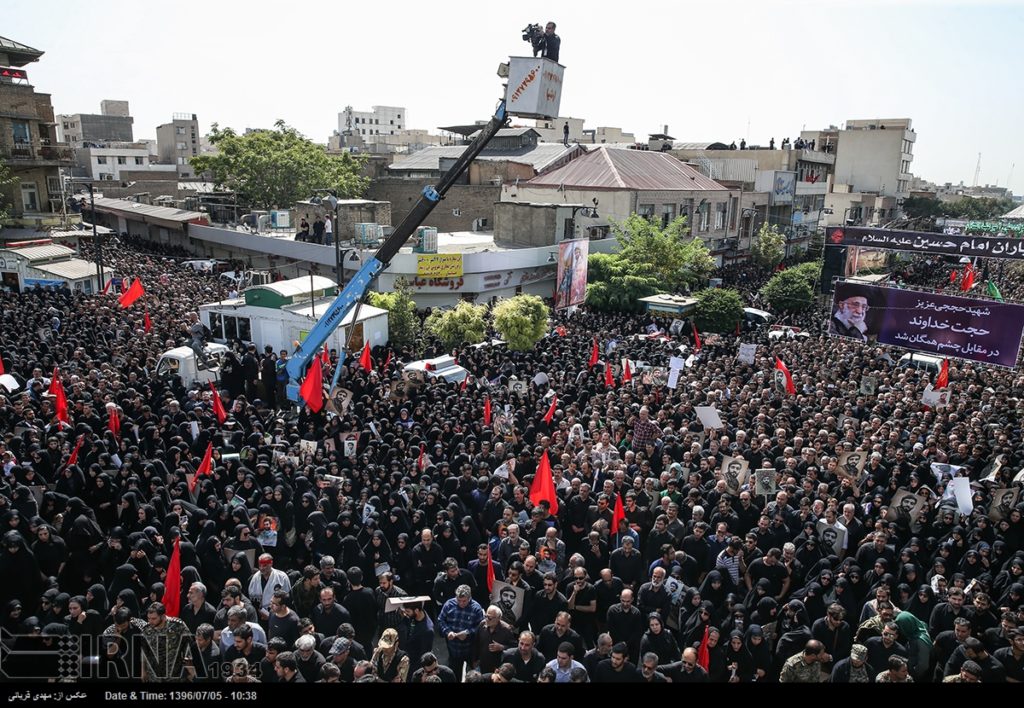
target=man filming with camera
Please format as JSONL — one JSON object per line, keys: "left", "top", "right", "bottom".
{"left": 526, "top": 21, "right": 560, "bottom": 63}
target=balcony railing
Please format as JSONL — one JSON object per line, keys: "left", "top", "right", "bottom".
{"left": 0, "top": 141, "right": 75, "bottom": 163}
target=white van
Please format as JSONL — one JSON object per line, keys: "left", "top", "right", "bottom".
{"left": 897, "top": 352, "right": 944, "bottom": 374}
{"left": 156, "top": 343, "right": 230, "bottom": 387}
{"left": 404, "top": 355, "right": 468, "bottom": 384}
{"left": 743, "top": 307, "right": 774, "bottom": 326}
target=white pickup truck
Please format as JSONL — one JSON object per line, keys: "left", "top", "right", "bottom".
{"left": 155, "top": 343, "right": 230, "bottom": 387}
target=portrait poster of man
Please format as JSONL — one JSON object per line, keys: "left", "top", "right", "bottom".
{"left": 554, "top": 238, "right": 589, "bottom": 310}
{"left": 491, "top": 580, "right": 525, "bottom": 626}
{"left": 886, "top": 489, "right": 925, "bottom": 526}
{"left": 989, "top": 487, "right": 1020, "bottom": 522}
{"left": 828, "top": 282, "right": 881, "bottom": 343}
{"left": 980, "top": 456, "right": 1005, "bottom": 483}
{"left": 720, "top": 455, "right": 750, "bottom": 494}
{"left": 816, "top": 520, "right": 847, "bottom": 556}
{"left": 859, "top": 375, "right": 877, "bottom": 396}
{"left": 754, "top": 469, "right": 776, "bottom": 498}
{"left": 838, "top": 451, "right": 866, "bottom": 480}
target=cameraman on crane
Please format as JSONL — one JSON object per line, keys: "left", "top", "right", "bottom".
{"left": 524, "top": 21, "right": 560, "bottom": 63}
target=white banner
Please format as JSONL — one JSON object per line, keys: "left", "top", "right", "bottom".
{"left": 737, "top": 343, "right": 757, "bottom": 365}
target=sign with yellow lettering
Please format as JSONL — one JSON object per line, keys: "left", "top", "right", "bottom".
{"left": 417, "top": 254, "right": 463, "bottom": 278}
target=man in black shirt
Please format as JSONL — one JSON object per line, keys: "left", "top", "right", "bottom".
{"left": 532, "top": 22, "right": 561, "bottom": 63}
{"left": 342, "top": 567, "right": 378, "bottom": 650}
{"left": 592, "top": 642, "right": 640, "bottom": 683}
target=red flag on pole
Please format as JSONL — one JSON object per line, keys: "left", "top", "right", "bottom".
{"left": 359, "top": 341, "right": 373, "bottom": 372}
{"left": 692, "top": 323, "right": 702, "bottom": 352}
{"left": 107, "top": 406, "right": 121, "bottom": 437}
{"left": 529, "top": 450, "right": 559, "bottom": 516}
{"left": 121, "top": 277, "right": 130, "bottom": 294}
{"left": 383, "top": 350, "right": 392, "bottom": 372}
{"left": 143, "top": 310, "right": 152, "bottom": 333}
{"left": 417, "top": 442, "right": 426, "bottom": 472}
{"left": 775, "top": 357, "right": 796, "bottom": 395}
{"left": 485, "top": 545, "right": 496, "bottom": 594}
{"left": 604, "top": 363, "right": 615, "bottom": 388}
{"left": 189, "top": 442, "right": 213, "bottom": 493}
{"left": 588, "top": 338, "right": 599, "bottom": 369}
{"left": 319, "top": 343, "right": 330, "bottom": 367}
{"left": 209, "top": 382, "right": 227, "bottom": 425}
{"left": 622, "top": 359, "right": 632, "bottom": 384}
{"left": 611, "top": 491, "right": 626, "bottom": 537}
{"left": 49, "top": 368, "right": 69, "bottom": 426}
{"left": 697, "top": 625, "right": 711, "bottom": 671}
{"left": 483, "top": 397, "right": 492, "bottom": 427}
{"left": 460, "top": 376, "right": 468, "bottom": 392}
{"left": 543, "top": 395, "right": 558, "bottom": 424}
{"left": 299, "top": 356, "right": 324, "bottom": 413}
{"left": 161, "top": 536, "right": 182, "bottom": 617}
{"left": 117, "top": 278, "right": 145, "bottom": 308}
{"left": 66, "top": 434, "right": 84, "bottom": 468}
{"left": 102, "top": 278, "right": 113, "bottom": 295}
{"left": 936, "top": 358, "right": 950, "bottom": 389}
{"left": 556, "top": 325, "right": 567, "bottom": 337}
{"left": 950, "top": 269, "right": 958, "bottom": 284}
{"left": 0, "top": 352, "right": 5, "bottom": 375}
{"left": 961, "top": 265, "right": 975, "bottom": 292}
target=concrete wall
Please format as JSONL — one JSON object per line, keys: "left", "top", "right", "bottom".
{"left": 493, "top": 202, "right": 561, "bottom": 247}
{"left": 366, "top": 180, "right": 501, "bottom": 232}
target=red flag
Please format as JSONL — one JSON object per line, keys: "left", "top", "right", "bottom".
{"left": 543, "top": 395, "right": 558, "bottom": 424}
{"left": 950, "top": 269, "right": 958, "bottom": 284}
{"left": 209, "top": 382, "right": 227, "bottom": 425}
{"left": 460, "top": 376, "right": 468, "bottom": 392}
{"left": 359, "top": 341, "right": 373, "bottom": 372}
{"left": 299, "top": 356, "right": 324, "bottom": 413}
{"left": 692, "top": 323, "right": 702, "bottom": 352}
{"left": 604, "top": 363, "right": 615, "bottom": 388}
{"left": 107, "top": 406, "right": 121, "bottom": 437}
{"left": 697, "top": 625, "right": 710, "bottom": 671}
{"left": 0, "top": 352, "right": 5, "bottom": 375}
{"left": 529, "top": 450, "right": 559, "bottom": 516}
{"left": 49, "top": 368, "right": 69, "bottom": 425}
{"left": 189, "top": 442, "right": 213, "bottom": 493}
{"left": 961, "top": 265, "right": 975, "bottom": 292}
{"left": 161, "top": 536, "right": 182, "bottom": 617}
{"left": 483, "top": 397, "right": 492, "bottom": 427}
{"left": 611, "top": 491, "right": 626, "bottom": 537}
{"left": 588, "top": 338, "right": 599, "bottom": 369}
{"left": 775, "top": 357, "right": 796, "bottom": 395}
{"left": 417, "top": 442, "right": 426, "bottom": 471}
{"left": 66, "top": 434, "right": 84, "bottom": 468}
{"left": 101, "top": 278, "right": 112, "bottom": 295}
{"left": 485, "top": 546, "right": 496, "bottom": 594}
{"left": 383, "top": 350, "right": 392, "bottom": 372}
{"left": 556, "top": 325, "right": 567, "bottom": 337}
{"left": 320, "top": 343, "right": 330, "bottom": 367}
{"left": 936, "top": 358, "right": 950, "bottom": 389}
{"left": 143, "top": 310, "right": 152, "bottom": 334}
{"left": 117, "top": 278, "right": 145, "bottom": 308}
{"left": 622, "top": 359, "right": 632, "bottom": 383}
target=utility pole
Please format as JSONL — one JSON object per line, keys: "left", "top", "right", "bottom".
{"left": 974, "top": 152, "right": 982, "bottom": 188}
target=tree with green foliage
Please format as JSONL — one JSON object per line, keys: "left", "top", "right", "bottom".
{"left": 367, "top": 279, "right": 417, "bottom": 349}
{"left": 585, "top": 252, "right": 662, "bottom": 312}
{"left": 424, "top": 301, "right": 488, "bottom": 349}
{"left": 695, "top": 288, "right": 744, "bottom": 333}
{"left": 0, "top": 163, "right": 17, "bottom": 223}
{"left": 749, "top": 223, "right": 786, "bottom": 271}
{"left": 761, "top": 269, "right": 815, "bottom": 312}
{"left": 613, "top": 214, "right": 716, "bottom": 292}
{"left": 492, "top": 294, "right": 550, "bottom": 351}
{"left": 902, "top": 195, "right": 1015, "bottom": 221}
{"left": 789, "top": 261, "right": 822, "bottom": 290}
{"left": 190, "top": 121, "right": 368, "bottom": 210}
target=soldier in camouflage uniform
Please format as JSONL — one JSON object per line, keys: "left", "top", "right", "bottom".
{"left": 141, "top": 602, "right": 192, "bottom": 683}
{"left": 779, "top": 639, "right": 825, "bottom": 683}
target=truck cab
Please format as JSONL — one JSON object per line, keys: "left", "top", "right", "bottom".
{"left": 403, "top": 355, "right": 468, "bottom": 384}
{"left": 156, "top": 343, "right": 230, "bottom": 387}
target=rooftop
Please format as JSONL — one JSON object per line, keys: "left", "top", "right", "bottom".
{"left": 388, "top": 142, "right": 579, "bottom": 174}
{"left": 526, "top": 147, "right": 729, "bottom": 191}
{"left": 31, "top": 258, "right": 99, "bottom": 280}
{"left": 0, "top": 36, "right": 44, "bottom": 67}
{"left": 249, "top": 275, "right": 337, "bottom": 299}
{"left": 91, "top": 197, "right": 205, "bottom": 223}
{"left": 0, "top": 244, "right": 76, "bottom": 261}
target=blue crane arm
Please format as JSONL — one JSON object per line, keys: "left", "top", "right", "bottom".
{"left": 285, "top": 98, "right": 509, "bottom": 401}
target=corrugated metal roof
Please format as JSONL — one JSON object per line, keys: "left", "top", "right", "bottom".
{"left": 91, "top": 197, "right": 204, "bottom": 223}
{"left": 1003, "top": 204, "right": 1024, "bottom": 220}
{"left": 0, "top": 36, "right": 43, "bottom": 57}
{"left": 284, "top": 300, "right": 387, "bottom": 322}
{"left": 0, "top": 244, "right": 76, "bottom": 261}
{"left": 249, "top": 276, "right": 337, "bottom": 299}
{"left": 526, "top": 147, "right": 730, "bottom": 191}
{"left": 468, "top": 127, "right": 539, "bottom": 139}
{"left": 30, "top": 259, "right": 98, "bottom": 280}
{"left": 671, "top": 142, "right": 731, "bottom": 150}
{"left": 389, "top": 143, "right": 577, "bottom": 173}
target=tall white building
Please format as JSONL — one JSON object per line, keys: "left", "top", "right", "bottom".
{"left": 339, "top": 105, "right": 405, "bottom": 138}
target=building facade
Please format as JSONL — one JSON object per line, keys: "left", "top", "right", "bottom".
{"left": 339, "top": 105, "right": 405, "bottom": 139}
{"left": 56, "top": 100, "right": 134, "bottom": 147}
{"left": 74, "top": 145, "right": 150, "bottom": 181}
{"left": 155, "top": 113, "right": 199, "bottom": 176}
{"left": 0, "top": 36, "right": 77, "bottom": 228}
{"left": 802, "top": 118, "right": 915, "bottom": 202}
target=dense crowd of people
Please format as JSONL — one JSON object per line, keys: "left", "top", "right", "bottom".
{"left": 0, "top": 240, "right": 1021, "bottom": 685}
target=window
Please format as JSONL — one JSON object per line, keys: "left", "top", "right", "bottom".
{"left": 176, "top": 142, "right": 187, "bottom": 150}
{"left": 660, "top": 204, "right": 676, "bottom": 228}
{"left": 638, "top": 204, "right": 655, "bottom": 221}
{"left": 11, "top": 121, "right": 30, "bottom": 144}
{"left": 21, "top": 182, "right": 38, "bottom": 211}
{"left": 176, "top": 126, "right": 186, "bottom": 135}
{"left": 117, "top": 156, "right": 127, "bottom": 164}
{"left": 47, "top": 176, "right": 61, "bottom": 195}
{"left": 390, "top": 120, "right": 394, "bottom": 125}
{"left": 134, "top": 157, "right": 144, "bottom": 165}
{"left": 699, "top": 205, "right": 710, "bottom": 232}
{"left": 715, "top": 203, "right": 726, "bottom": 230}
{"left": 96, "top": 156, "right": 107, "bottom": 164}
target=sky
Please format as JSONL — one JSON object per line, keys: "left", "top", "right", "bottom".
{"left": 6, "top": 0, "right": 1023, "bottom": 195}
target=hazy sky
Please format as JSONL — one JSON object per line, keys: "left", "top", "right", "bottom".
{"left": 6, "top": 0, "right": 1023, "bottom": 194}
